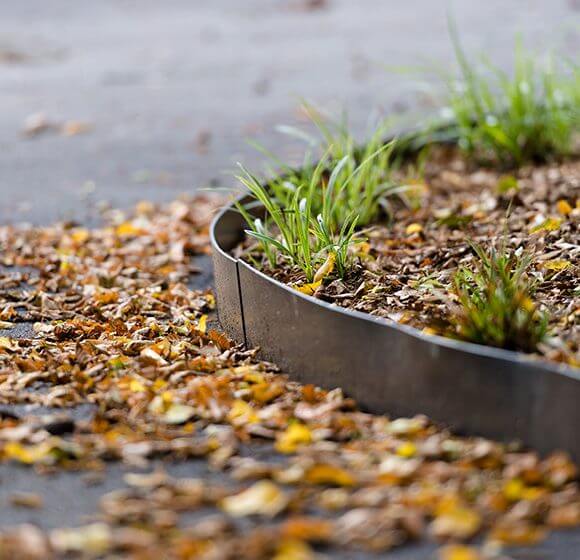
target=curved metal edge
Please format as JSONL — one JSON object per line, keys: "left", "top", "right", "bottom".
{"left": 211, "top": 196, "right": 580, "bottom": 461}
{"left": 209, "top": 196, "right": 250, "bottom": 345}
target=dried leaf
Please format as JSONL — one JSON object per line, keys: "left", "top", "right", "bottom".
{"left": 406, "top": 223, "right": 423, "bottom": 235}
{"left": 542, "top": 260, "right": 571, "bottom": 272}
{"left": 162, "top": 404, "right": 196, "bottom": 425}
{"left": 431, "top": 505, "right": 481, "bottom": 540}
{"left": 273, "top": 538, "right": 315, "bottom": 560}
{"left": 530, "top": 217, "right": 562, "bottom": 233}
{"left": 314, "top": 253, "right": 336, "bottom": 282}
{"left": 556, "top": 199, "right": 573, "bottom": 216}
{"left": 220, "top": 481, "right": 288, "bottom": 517}
{"left": 304, "top": 464, "right": 355, "bottom": 487}
{"left": 439, "top": 544, "right": 481, "bottom": 560}
{"left": 294, "top": 281, "right": 321, "bottom": 295}
{"left": 275, "top": 423, "right": 313, "bottom": 454}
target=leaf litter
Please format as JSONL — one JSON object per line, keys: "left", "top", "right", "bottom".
{"left": 0, "top": 194, "right": 578, "bottom": 559}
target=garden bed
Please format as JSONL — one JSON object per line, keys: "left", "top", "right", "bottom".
{"left": 237, "top": 145, "right": 579, "bottom": 366}
{"left": 212, "top": 184, "right": 580, "bottom": 463}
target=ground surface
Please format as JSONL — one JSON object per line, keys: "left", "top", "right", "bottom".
{"left": 1, "top": 1, "right": 579, "bottom": 558}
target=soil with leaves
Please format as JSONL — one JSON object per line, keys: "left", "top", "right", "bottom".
{"left": 0, "top": 196, "right": 579, "bottom": 560}
{"left": 247, "top": 146, "right": 579, "bottom": 366}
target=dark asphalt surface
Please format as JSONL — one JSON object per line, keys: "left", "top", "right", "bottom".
{"left": 1, "top": 1, "right": 579, "bottom": 558}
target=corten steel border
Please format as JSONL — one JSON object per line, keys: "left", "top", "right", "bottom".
{"left": 210, "top": 195, "right": 580, "bottom": 462}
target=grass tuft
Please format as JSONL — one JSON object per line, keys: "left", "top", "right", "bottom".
{"left": 236, "top": 109, "right": 403, "bottom": 281}
{"left": 452, "top": 242, "right": 548, "bottom": 353}
{"left": 442, "top": 23, "right": 579, "bottom": 166}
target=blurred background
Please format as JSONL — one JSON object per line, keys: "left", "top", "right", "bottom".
{"left": 1, "top": 0, "right": 578, "bottom": 224}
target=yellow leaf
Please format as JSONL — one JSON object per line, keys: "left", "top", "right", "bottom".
{"left": 556, "top": 199, "right": 573, "bottom": 216}
{"left": 489, "top": 521, "right": 546, "bottom": 546}
{"left": 314, "top": 253, "right": 336, "bottom": 283}
{"left": 439, "top": 544, "right": 481, "bottom": 560}
{"left": 304, "top": 464, "right": 355, "bottom": 487}
{"left": 244, "top": 371, "right": 265, "bottom": 384}
{"left": 115, "top": 221, "right": 145, "bottom": 236}
{"left": 273, "top": 539, "right": 315, "bottom": 560}
{"left": 152, "top": 379, "right": 167, "bottom": 391}
{"left": 4, "top": 441, "right": 54, "bottom": 465}
{"left": 520, "top": 297, "right": 536, "bottom": 313}
{"left": 397, "top": 441, "right": 417, "bottom": 458}
{"left": 221, "top": 480, "right": 288, "bottom": 517}
{"left": 59, "top": 259, "right": 72, "bottom": 274}
{"left": 503, "top": 478, "right": 524, "bottom": 501}
{"left": 431, "top": 506, "right": 481, "bottom": 539}
{"left": 107, "top": 356, "right": 128, "bottom": 371}
{"left": 530, "top": 217, "right": 562, "bottom": 234}
{"left": 205, "top": 293, "right": 216, "bottom": 309}
{"left": 355, "top": 241, "right": 371, "bottom": 256}
{"left": 275, "top": 423, "right": 313, "bottom": 454}
{"left": 294, "top": 281, "right": 321, "bottom": 295}
{"left": 406, "top": 223, "right": 423, "bottom": 235}
{"left": 252, "top": 382, "right": 284, "bottom": 404}
{"left": 129, "top": 379, "right": 147, "bottom": 392}
{"left": 228, "top": 399, "right": 259, "bottom": 425}
{"left": 542, "top": 260, "right": 571, "bottom": 272}
{"left": 0, "top": 337, "right": 17, "bottom": 352}
{"left": 70, "top": 228, "right": 90, "bottom": 244}
{"left": 196, "top": 314, "right": 208, "bottom": 334}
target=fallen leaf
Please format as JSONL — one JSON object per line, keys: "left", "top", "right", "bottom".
{"left": 197, "top": 314, "right": 208, "bottom": 334}
{"left": 304, "top": 464, "right": 355, "bottom": 487}
{"left": 275, "top": 423, "right": 313, "bottom": 453}
{"left": 281, "top": 517, "right": 333, "bottom": 542}
{"left": 220, "top": 480, "right": 288, "bottom": 517}
{"left": 431, "top": 505, "right": 481, "bottom": 540}
{"left": 61, "top": 120, "right": 92, "bottom": 136}
{"left": 542, "top": 260, "right": 571, "bottom": 272}
{"left": 439, "top": 544, "right": 481, "bottom": 560}
{"left": 406, "top": 223, "right": 423, "bottom": 235}
{"left": 294, "top": 281, "right": 321, "bottom": 295}
{"left": 530, "top": 217, "right": 562, "bottom": 234}
{"left": 9, "top": 492, "right": 44, "bottom": 509}
{"left": 228, "top": 400, "right": 259, "bottom": 425}
{"left": 314, "top": 253, "right": 336, "bottom": 282}
{"left": 116, "top": 222, "right": 145, "bottom": 237}
{"left": 162, "top": 403, "right": 196, "bottom": 425}
{"left": 50, "top": 523, "right": 111, "bottom": 555}
{"left": 488, "top": 520, "right": 546, "bottom": 546}
{"left": 273, "top": 538, "right": 315, "bottom": 560}
{"left": 556, "top": 199, "right": 573, "bottom": 216}
{"left": 397, "top": 441, "right": 417, "bottom": 458}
